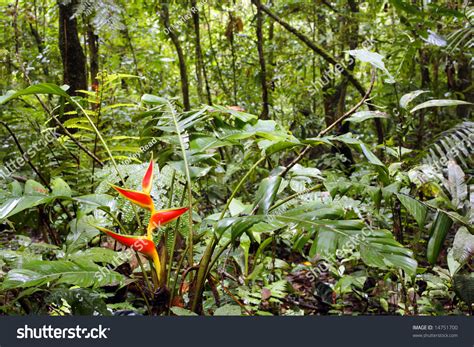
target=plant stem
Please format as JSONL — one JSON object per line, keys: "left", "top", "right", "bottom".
{"left": 166, "top": 100, "right": 194, "bottom": 269}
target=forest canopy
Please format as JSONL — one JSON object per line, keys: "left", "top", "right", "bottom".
{"left": 0, "top": 0, "right": 472, "bottom": 316}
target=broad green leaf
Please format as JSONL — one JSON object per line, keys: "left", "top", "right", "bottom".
{"left": 229, "top": 198, "right": 247, "bottom": 217}
{"left": 360, "top": 143, "right": 385, "bottom": 167}
{"left": 51, "top": 178, "right": 72, "bottom": 197}
{"left": 396, "top": 193, "right": 427, "bottom": 227}
{"left": 399, "top": 90, "right": 428, "bottom": 109}
{"left": 213, "top": 304, "right": 242, "bottom": 316}
{"left": 274, "top": 203, "right": 417, "bottom": 275}
{"left": 24, "top": 180, "right": 48, "bottom": 195}
{"left": 68, "top": 248, "right": 121, "bottom": 266}
{"left": 345, "top": 111, "right": 389, "bottom": 123}
{"left": 289, "top": 164, "right": 322, "bottom": 179}
{"left": 2, "top": 260, "right": 124, "bottom": 290}
{"left": 73, "top": 194, "right": 115, "bottom": 214}
{"left": 66, "top": 216, "right": 101, "bottom": 253}
{"left": 2, "top": 196, "right": 53, "bottom": 220}
{"left": 170, "top": 307, "right": 198, "bottom": 316}
{"left": 427, "top": 212, "right": 453, "bottom": 264}
{"left": 410, "top": 99, "right": 472, "bottom": 113}
{"left": 0, "top": 83, "right": 69, "bottom": 104}
{"left": 207, "top": 105, "right": 257, "bottom": 122}
{"left": 141, "top": 94, "right": 167, "bottom": 105}
{"left": 253, "top": 176, "right": 282, "bottom": 214}
{"left": 0, "top": 198, "right": 21, "bottom": 220}
{"left": 348, "top": 49, "right": 394, "bottom": 83}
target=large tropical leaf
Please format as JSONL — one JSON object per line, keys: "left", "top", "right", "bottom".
{"left": 1, "top": 260, "right": 124, "bottom": 290}
{"left": 427, "top": 212, "right": 453, "bottom": 264}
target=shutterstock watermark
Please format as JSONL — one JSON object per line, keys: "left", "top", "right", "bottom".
{"left": 0, "top": 130, "right": 57, "bottom": 181}
{"left": 17, "top": 324, "right": 110, "bottom": 339}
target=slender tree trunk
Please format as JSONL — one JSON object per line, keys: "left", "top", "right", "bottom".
{"left": 191, "top": 0, "right": 212, "bottom": 105}
{"left": 203, "top": 9, "right": 230, "bottom": 98}
{"left": 160, "top": 0, "right": 190, "bottom": 111}
{"left": 120, "top": 13, "right": 144, "bottom": 93}
{"left": 228, "top": 13, "right": 238, "bottom": 104}
{"left": 58, "top": 0, "right": 87, "bottom": 96}
{"left": 417, "top": 48, "right": 430, "bottom": 149}
{"left": 253, "top": 0, "right": 269, "bottom": 119}
{"left": 29, "top": 19, "right": 49, "bottom": 76}
{"left": 191, "top": 0, "right": 204, "bottom": 103}
{"left": 87, "top": 23, "right": 99, "bottom": 88}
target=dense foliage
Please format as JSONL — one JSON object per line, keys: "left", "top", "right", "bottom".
{"left": 0, "top": 0, "right": 472, "bottom": 316}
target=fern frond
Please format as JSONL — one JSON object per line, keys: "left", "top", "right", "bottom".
{"left": 67, "top": 0, "right": 124, "bottom": 31}
{"left": 422, "top": 121, "right": 474, "bottom": 171}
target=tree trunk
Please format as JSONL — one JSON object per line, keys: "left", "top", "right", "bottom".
{"left": 160, "top": 0, "right": 190, "bottom": 111}
{"left": 58, "top": 0, "right": 87, "bottom": 96}
{"left": 191, "top": 0, "right": 212, "bottom": 105}
{"left": 416, "top": 48, "right": 430, "bottom": 149}
{"left": 253, "top": 0, "right": 269, "bottom": 119}
{"left": 87, "top": 23, "right": 99, "bottom": 89}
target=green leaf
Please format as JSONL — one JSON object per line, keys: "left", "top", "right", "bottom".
{"left": 389, "top": 0, "right": 421, "bottom": 15}
{"left": 170, "top": 306, "right": 198, "bottom": 316}
{"left": 399, "top": 90, "right": 429, "bottom": 109}
{"left": 66, "top": 216, "right": 101, "bottom": 253}
{"left": 207, "top": 105, "right": 257, "bottom": 122}
{"left": 253, "top": 176, "right": 282, "bottom": 214}
{"left": 360, "top": 143, "right": 385, "bottom": 167}
{"left": 452, "top": 227, "right": 474, "bottom": 265}
{"left": 68, "top": 248, "right": 121, "bottom": 266}
{"left": 0, "top": 83, "right": 69, "bottom": 104}
{"left": 213, "top": 304, "right": 242, "bottom": 316}
{"left": 410, "top": 99, "right": 472, "bottom": 113}
{"left": 2, "top": 260, "right": 124, "bottom": 290}
{"left": 1, "top": 196, "right": 53, "bottom": 220}
{"left": 345, "top": 111, "right": 389, "bottom": 123}
{"left": 453, "top": 273, "right": 474, "bottom": 305}
{"left": 141, "top": 94, "right": 168, "bottom": 105}
{"left": 427, "top": 212, "right": 453, "bottom": 265}
{"left": 359, "top": 230, "right": 418, "bottom": 276}
{"left": 0, "top": 198, "right": 22, "bottom": 220}
{"left": 274, "top": 202, "right": 417, "bottom": 276}
{"left": 51, "top": 178, "right": 72, "bottom": 197}
{"left": 348, "top": 49, "right": 394, "bottom": 83}
{"left": 396, "top": 194, "right": 427, "bottom": 227}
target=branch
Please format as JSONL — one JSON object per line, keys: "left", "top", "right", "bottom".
{"left": 253, "top": 1, "right": 366, "bottom": 97}
{"left": 253, "top": 1, "right": 384, "bottom": 143}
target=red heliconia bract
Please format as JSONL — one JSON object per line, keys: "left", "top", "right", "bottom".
{"left": 97, "top": 227, "right": 162, "bottom": 282}
{"left": 150, "top": 207, "right": 189, "bottom": 229}
{"left": 142, "top": 157, "right": 154, "bottom": 195}
{"left": 98, "top": 227, "right": 157, "bottom": 257}
{"left": 111, "top": 185, "right": 154, "bottom": 211}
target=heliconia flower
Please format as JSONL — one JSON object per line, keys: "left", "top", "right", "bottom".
{"left": 111, "top": 185, "right": 154, "bottom": 211}
{"left": 97, "top": 227, "right": 162, "bottom": 282}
